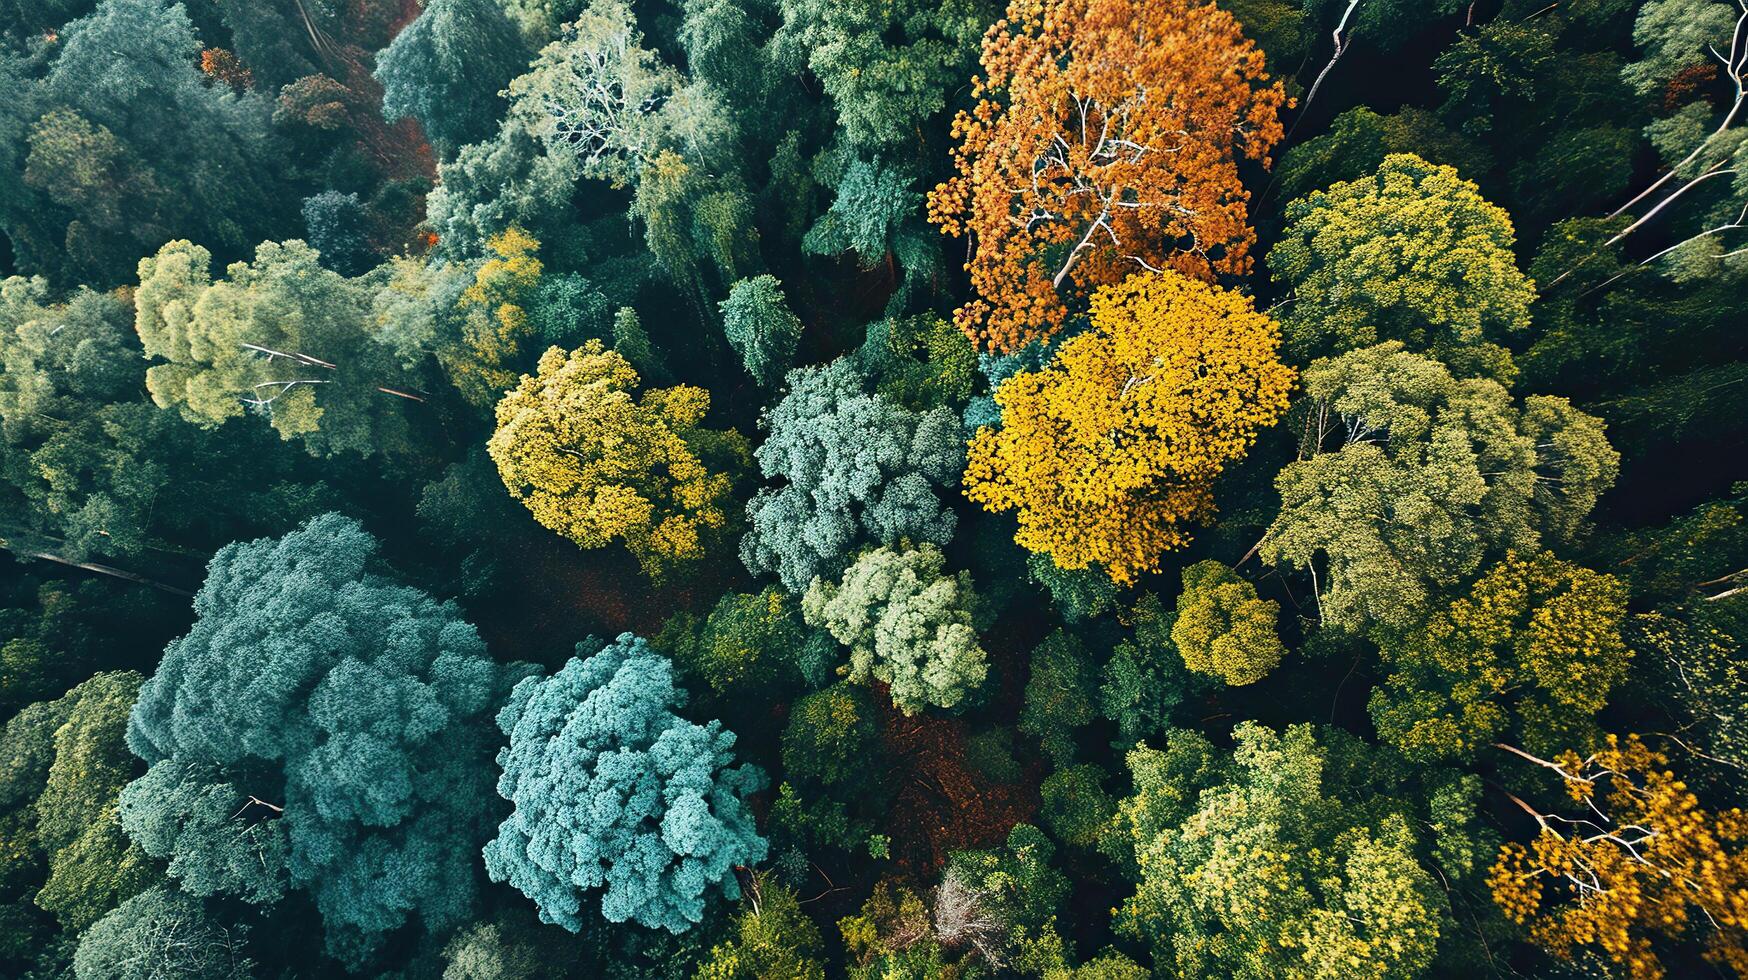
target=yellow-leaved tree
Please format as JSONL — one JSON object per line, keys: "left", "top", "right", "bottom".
{"left": 964, "top": 271, "right": 1294, "bottom": 584}
{"left": 488, "top": 341, "right": 747, "bottom": 578}
{"left": 1489, "top": 735, "right": 1748, "bottom": 979}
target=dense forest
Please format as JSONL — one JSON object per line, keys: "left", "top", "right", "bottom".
{"left": 1, "top": 0, "right": 1746, "bottom": 977}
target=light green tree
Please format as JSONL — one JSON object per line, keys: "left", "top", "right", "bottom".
{"left": 1261, "top": 342, "right": 1618, "bottom": 631}
{"left": 1111, "top": 723, "right": 1447, "bottom": 980}
{"left": 802, "top": 543, "right": 987, "bottom": 714}
{"left": 1269, "top": 154, "right": 1536, "bottom": 379}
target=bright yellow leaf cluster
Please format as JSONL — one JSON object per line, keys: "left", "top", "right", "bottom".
{"left": 963, "top": 271, "right": 1295, "bottom": 584}
{"left": 1489, "top": 734, "right": 1748, "bottom": 979}
{"left": 487, "top": 341, "right": 741, "bottom": 578}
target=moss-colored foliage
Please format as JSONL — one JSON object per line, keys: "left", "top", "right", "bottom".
{"left": 802, "top": 542, "right": 988, "bottom": 715}
{"left": 1170, "top": 561, "right": 1285, "bottom": 687}
{"left": 1019, "top": 630, "right": 1098, "bottom": 767}
{"left": 1112, "top": 723, "right": 1447, "bottom": 979}
{"left": 1371, "top": 551, "right": 1631, "bottom": 762}
{"left": 1099, "top": 593, "right": 1190, "bottom": 745}
{"left": 489, "top": 341, "right": 747, "bottom": 578}
{"left": 1261, "top": 342, "right": 1619, "bottom": 631}
{"left": 482, "top": 633, "right": 768, "bottom": 934}
{"left": 783, "top": 682, "right": 883, "bottom": 788}
{"left": 838, "top": 878, "right": 953, "bottom": 978}
{"left": 446, "top": 226, "right": 545, "bottom": 409}
{"left": 697, "top": 877, "right": 828, "bottom": 980}
{"left": 1269, "top": 154, "right": 1535, "bottom": 379}
{"left": 124, "top": 513, "right": 518, "bottom": 965}
{"left": 743, "top": 360, "right": 966, "bottom": 593}
{"left": 0, "top": 672, "right": 155, "bottom": 931}
{"left": 854, "top": 314, "right": 980, "bottom": 413}
{"left": 662, "top": 586, "right": 834, "bottom": 698}
{"left": 1039, "top": 765, "right": 1115, "bottom": 850}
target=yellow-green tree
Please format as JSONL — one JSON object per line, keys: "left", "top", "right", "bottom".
{"left": 1489, "top": 734, "right": 1748, "bottom": 979}
{"left": 964, "top": 271, "right": 1294, "bottom": 584}
{"left": 1170, "top": 560, "right": 1285, "bottom": 686}
{"left": 487, "top": 341, "right": 747, "bottom": 577}
{"left": 1369, "top": 551, "right": 1631, "bottom": 762}
{"left": 446, "top": 227, "right": 543, "bottom": 409}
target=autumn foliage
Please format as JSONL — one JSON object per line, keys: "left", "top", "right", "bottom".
{"left": 928, "top": 0, "right": 1288, "bottom": 352}
{"left": 1489, "top": 736, "right": 1748, "bottom": 979}
{"left": 964, "top": 270, "right": 1294, "bottom": 584}
{"left": 487, "top": 342, "right": 746, "bottom": 578}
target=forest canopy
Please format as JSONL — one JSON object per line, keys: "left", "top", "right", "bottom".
{"left": 1, "top": 1, "right": 1747, "bottom": 979}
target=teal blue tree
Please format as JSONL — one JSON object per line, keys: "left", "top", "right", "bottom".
{"left": 482, "top": 633, "right": 767, "bottom": 934}
{"left": 123, "top": 513, "right": 525, "bottom": 966}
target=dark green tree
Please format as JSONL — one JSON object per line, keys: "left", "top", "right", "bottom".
{"left": 376, "top": 0, "right": 530, "bottom": 155}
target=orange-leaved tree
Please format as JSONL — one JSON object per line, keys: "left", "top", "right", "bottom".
{"left": 927, "top": 0, "right": 1288, "bottom": 353}
{"left": 1488, "top": 735, "right": 1748, "bottom": 979}
{"left": 964, "top": 270, "right": 1294, "bottom": 584}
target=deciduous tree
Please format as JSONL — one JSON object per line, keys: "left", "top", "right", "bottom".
{"left": 133, "top": 239, "right": 421, "bottom": 457}
{"left": 1370, "top": 552, "right": 1631, "bottom": 762}
{"left": 1170, "top": 561, "right": 1285, "bottom": 687}
{"left": 965, "top": 271, "right": 1294, "bottom": 584}
{"left": 742, "top": 360, "right": 965, "bottom": 593}
{"left": 376, "top": 0, "right": 529, "bottom": 155}
{"left": 1111, "top": 723, "right": 1446, "bottom": 980}
{"left": 1489, "top": 734, "right": 1748, "bottom": 979}
{"left": 124, "top": 514, "right": 521, "bottom": 964}
{"left": 802, "top": 543, "right": 987, "bottom": 715}
{"left": 927, "top": 0, "right": 1287, "bottom": 351}
{"left": 1261, "top": 342, "right": 1619, "bottom": 631}
{"left": 719, "top": 276, "right": 804, "bottom": 387}
{"left": 1269, "top": 154, "right": 1536, "bottom": 379}
{"left": 488, "top": 341, "right": 746, "bottom": 578}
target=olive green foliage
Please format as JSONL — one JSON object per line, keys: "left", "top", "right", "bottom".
{"left": 1273, "top": 107, "right": 1492, "bottom": 209}
{"left": 1270, "top": 154, "right": 1536, "bottom": 379}
{"left": 698, "top": 877, "right": 828, "bottom": 980}
{"left": 782, "top": 682, "right": 883, "bottom": 788}
{"left": 802, "top": 542, "right": 988, "bottom": 714}
{"left": 1261, "top": 342, "right": 1619, "bottom": 631}
{"left": 837, "top": 878, "right": 952, "bottom": 979}
{"left": 1020, "top": 630, "right": 1098, "bottom": 767}
{"left": 854, "top": 314, "right": 980, "bottom": 412}
{"left": 1170, "top": 561, "right": 1285, "bottom": 687}
{"left": 1370, "top": 551, "right": 1632, "bottom": 761}
{"left": 1, "top": 0, "right": 294, "bottom": 286}
{"left": 1111, "top": 724, "right": 1447, "bottom": 979}
{"left": 1099, "top": 593, "right": 1190, "bottom": 745}
{"left": 0, "top": 672, "right": 154, "bottom": 931}
{"left": 1039, "top": 765, "right": 1115, "bottom": 851}
{"left": 661, "top": 586, "right": 836, "bottom": 698}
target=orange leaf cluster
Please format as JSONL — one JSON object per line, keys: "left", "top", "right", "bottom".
{"left": 927, "top": 0, "right": 1288, "bottom": 353}
{"left": 1489, "top": 735, "right": 1748, "bottom": 979}
{"left": 200, "top": 48, "right": 253, "bottom": 91}
{"left": 964, "top": 271, "right": 1294, "bottom": 584}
